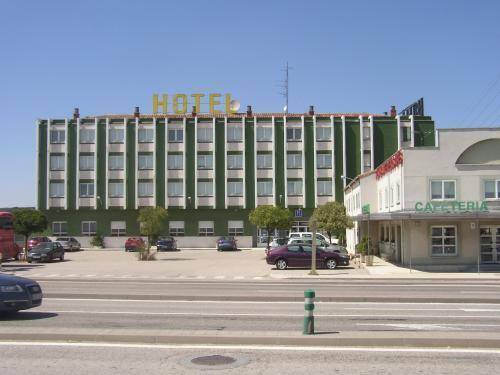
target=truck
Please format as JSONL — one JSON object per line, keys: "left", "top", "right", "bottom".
{"left": 0, "top": 212, "right": 21, "bottom": 261}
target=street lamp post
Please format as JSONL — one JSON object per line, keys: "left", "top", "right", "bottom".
{"left": 309, "top": 222, "right": 318, "bottom": 276}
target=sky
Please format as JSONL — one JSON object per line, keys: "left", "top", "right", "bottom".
{"left": 1, "top": 0, "right": 500, "bottom": 207}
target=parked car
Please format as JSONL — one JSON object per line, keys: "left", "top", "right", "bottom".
{"left": 27, "top": 236, "right": 51, "bottom": 250}
{"left": 266, "top": 243, "right": 349, "bottom": 270}
{"left": 216, "top": 236, "right": 238, "bottom": 251}
{"left": 156, "top": 236, "right": 178, "bottom": 251}
{"left": 266, "top": 237, "right": 289, "bottom": 254}
{"left": 55, "top": 237, "right": 81, "bottom": 252}
{"left": 288, "top": 232, "right": 338, "bottom": 245}
{"left": 27, "top": 242, "right": 65, "bottom": 263}
{"left": 287, "top": 238, "right": 351, "bottom": 257}
{"left": 0, "top": 273, "right": 43, "bottom": 313}
{"left": 124, "top": 237, "right": 146, "bottom": 252}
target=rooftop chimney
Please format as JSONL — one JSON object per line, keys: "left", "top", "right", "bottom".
{"left": 308, "top": 105, "right": 315, "bottom": 115}
{"left": 390, "top": 105, "right": 397, "bottom": 117}
{"left": 246, "top": 105, "right": 253, "bottom": 116}
{"left": 73, "top": 108, "right": 80, "bottom": 120}
{"left": 191, "top": 106, "right": 197, "bottom": 116}
{"left": 134, "top": 106, "right": 140, "bottom": 118}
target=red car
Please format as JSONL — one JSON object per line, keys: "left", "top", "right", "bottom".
{"left": 125, "top": 237, "right": 145, "bottom": 252}
{"left": 266, "top": 243, "right": 350, "bottom": 270}
{"left": 27, "top": 236, "right": 51, "bottom": 250}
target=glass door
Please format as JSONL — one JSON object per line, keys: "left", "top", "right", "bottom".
{"left": 480, "top": 227, "right": 500, "bottom": 264}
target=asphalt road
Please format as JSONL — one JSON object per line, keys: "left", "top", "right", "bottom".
{"left": 0, "top": 342, "right": 499, "bottom": 375}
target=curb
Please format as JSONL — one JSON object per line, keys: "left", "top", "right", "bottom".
{"left": 2, "top": 332, "right": 500, "bottom": 349}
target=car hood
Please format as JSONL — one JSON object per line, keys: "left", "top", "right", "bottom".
{"left": 0, "top": 273, "right": 36, "bottom": 287}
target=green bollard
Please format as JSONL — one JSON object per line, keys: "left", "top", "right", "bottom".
{"left": 303, "top": 289, "right": 315, "bottom": 335}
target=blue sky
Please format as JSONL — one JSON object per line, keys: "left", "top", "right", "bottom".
{"left": 1, "top": 0, "right": 500, "bottom": 206}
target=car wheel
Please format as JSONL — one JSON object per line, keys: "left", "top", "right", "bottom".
{"left": 326, "top": 258, "right": 337, "bottom": 270}
{"left": 276, "top": 259, "right": 288, "bottom": 270}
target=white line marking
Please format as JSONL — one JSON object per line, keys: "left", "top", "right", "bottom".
{"left": 357, "top": 323, "right": 457, "bottom": 331}
{"left": 85, "top": 275, "right": 96, "bottom": 277}
{"left": 345, "top": 307, "right": 500, "bottom": 312}
{"left": 214, "top": 276, "right": 226, "bottom": 279}
{"left": 0, "top": 341, "right": 500, "bottom": 354}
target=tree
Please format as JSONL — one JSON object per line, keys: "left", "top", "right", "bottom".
{"left": 249, "top": 205, "right": 293, "bottom": 249}
{"left": 137, "top": 206, "right": 168, "bottom": 261}
{"left": 12, "top": 208, "right": 48, "bottom": 261}
{"left": 309, "top": 201, "right": 353, "bottom": 245}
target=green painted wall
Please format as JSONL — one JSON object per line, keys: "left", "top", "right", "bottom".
{"left": 215, "top": 118, "right": 225, "bottom": 209}
{"left": 96, "top": 120, "right": 107, "bottom": 208}
{"left": 126, "top": 120, "right": 136, "bottom": 209}
{"left": 245, "top": 117, "right": 255, "bottom": 209}
{"left": 185, "top": 119, "right": 195, "bottom": 209}
{"left": 334, "top": 118, "right": 344, "bottom": 202}
{"left": 303, "top": 117, "right": 315, "bottom": 208}
{"left": 414, "top": 118, "right": 435, "bottom": 147}
{"left": 274, "top": 118, "right": 285, "bottom": 206}
{"left": 67, "top": 120, "right": 77, "bottom": 210}
{"left": 37, "top": 122, "right": 47, "bottom": 210}
{"left": 155, "top": 119, "right": 165, "bottom": 207}
{"left": 373, "top": 119, "right": 398, "bottom": 168}
{"left": 345, "top": 119, "right": 361, "bottom": 180}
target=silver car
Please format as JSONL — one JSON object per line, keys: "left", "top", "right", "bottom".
{"left": 55, "top": 237, "right": 81, "bottom": 251}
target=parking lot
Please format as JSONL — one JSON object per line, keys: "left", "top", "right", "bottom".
{"left": 1, "top": 248, "right": 366, "bottom": 280}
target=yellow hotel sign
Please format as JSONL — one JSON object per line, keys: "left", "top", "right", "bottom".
{"left": 153, "top": 93, "right": 237, "bottom": 115}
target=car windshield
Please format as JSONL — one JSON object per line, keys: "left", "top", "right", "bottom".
{"left": 32, "top": 243, "right": 52, "bottom": 252}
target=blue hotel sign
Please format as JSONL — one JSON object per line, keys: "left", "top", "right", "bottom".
{"left": 294, "top": 208, "right": 304, "bottom": 218}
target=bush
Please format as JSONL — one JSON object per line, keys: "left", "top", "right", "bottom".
{"left": 90, "top": 233, "right": 104, "bottom": 248}
{"left": 356, "top": 236, "right": 370, "bottom": 255}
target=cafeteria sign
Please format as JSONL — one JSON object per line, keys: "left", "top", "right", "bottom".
{"left": 415, "top": 201, "right": 489, "bottom": 213}
{"left": 153, "top": 93, "right": 238, "bottom": 115}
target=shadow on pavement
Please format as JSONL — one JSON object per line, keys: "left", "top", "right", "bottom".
{"left": 0, "top": 311, "right": 58, "bottom": 321}
{"left": 0, "top": 263, "right": 45, "bottom": 273}
{"left": 313, "top": 331, "right": 340, "bottom": 335}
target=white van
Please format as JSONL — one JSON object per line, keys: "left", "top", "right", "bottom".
{"left": 287, "top": 232, "right": 338, "bottom": 245}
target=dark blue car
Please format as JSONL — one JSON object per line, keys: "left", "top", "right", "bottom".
{"left": 0, "top": 273, "right": 43, "bottom": 312}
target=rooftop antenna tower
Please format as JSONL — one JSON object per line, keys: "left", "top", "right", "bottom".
{"left": 278, "top": 62, "right": 292, "bottom": 113}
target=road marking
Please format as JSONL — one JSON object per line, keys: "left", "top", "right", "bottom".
{"left": 214, "top": 276, "right": 226, "bottom": 279}
{"left": 346, "top": 307, "right": 500, "bottom": 312}
{"left": 461, "top": 291, "right": 498, "bottom": 294}
{"left": 1, "top": 341, "right": 500, "bottom": 354}
{"left": 234, "top": 276, "right": 245, "bottom": 280}
{"left": 357, "top": 323, "right": 457, "bottom": 331}
{"left": 85, "top": 275, "right": 96, "bottom": 277}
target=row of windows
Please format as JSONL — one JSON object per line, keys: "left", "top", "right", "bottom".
{"left": 51, "top": 220, "right": 244, "bottom": 237}
{"left": 49, "top": 126, "right": 338, "bottom": 145}
{"left": 50, "top": 152, "right": 334, "bottom": 172}
{"left": 430, "top": 179, "right": 500, "bottom": 201}
{"left": 49, "top": 179, "right": 335, "bottom": 199}
{"left": 378, "top": 183, "right": 401, "bottom": 210}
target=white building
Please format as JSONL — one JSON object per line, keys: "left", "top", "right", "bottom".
{"left": 345, "top": 128, "right": 500, "bottom": 271}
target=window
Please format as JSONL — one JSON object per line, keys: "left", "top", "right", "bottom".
{"left": 198, "top": 221, "right": 214, "bottom": 236}
{"left": 363, "top": 126, "right": 370, "bottom": 140}
{"left": 257, "top": 180, "right": 273, "bottom": 196}
{"left": 286, "top": 128, "right": 302, "bottom": 141}
{"left": 81, "top": 221, "right": 97, "bottom": 236}
{"left": 287, "top": 245, "right": 301, "bottom": 252}
{"left": 79, "top": 182, "right": 94, "bottom": 198}
{"left": 167, "top": 181, "right": 183, "bottom": 197}
{"left": 402, "top": 127, "right": 411, "bottom": 142}
{"left": 257, "top": 153, "right": 272, "bottom": 169}
{"left": 431, "top": 226, "right": 457, "bottom": 256}
{"left": 197, "top": 181, "right": 213, "bottom": 196}
{"left": 287, "top": 153, "right": 302, "bottom": 169}
{"left": 138, "top": 128, "right": 154, "bottom": 143}
{"left": 49, "top": 182, "right": 64, "bottom": 198}
{"left": 109, "top": 128, "right": 124, "bottom": 143}
{"left": 484, "top": 180, "right": 500, "bottom": 199}
{"left": 227, "top": 154, "right": 243, "bottom": 169}
{"left": 396, "top": 183, "right": 401, "bottom": 204}
{"left": 431, "top": 180, "right": 456, "bottom": 200}
{"left": 197, "top": 154, "right": 213, "bottom": 170}
{"left": 138, "top": 181, "right": 154, "bottom": 197}
{"left": 79, "top": 155, "right": 94, "bottom": 171}
{"left": 109, "top": 154, "right": 124, "bottom": 170}
{"left": 378, "top": 190, "right": 383, "bottom": 209}
{"left": 316, "top": 153, "right": 332, "bottom": 169}
{"left": 197, "top": 127, "right": 213, "bottom": 142}
{"left": 169, "top": 221, "right": 184, "bottom": 236}
{"left": 227, "top": 126, "right": 243, "bottom": 142}
{"left": 167, "top": 154, "right": 183, "bottom": 170}
{"left": 228, "top": 220, "right": 244, "bottom": 236}
{"left": 256, "top": 127, "right": 272, "bottom": 142}
{"left": 52, "top": 222, "right": 67, "bottom": 236}
{"left": 168, "top": 129, "right": 183, "bottom": 143}
{"left": 138, "top": 154, "right": 154, "bottom": 170}
{"left": 228, "top": 181, "right": 243, "bottom": 197}
{"left": 80, "top": 128, "right": 95, "bottom": 144}
{"left": 287, "top": 180, "right": 303, "bottom": 196}
{"left": 316, "top": 127, "right": 331, "bottom": 141}
{"left": 111, "top": 221, "right": 126, "bottom": 237}
{"left": 50, "top": 155, "right": 65, "bottom": 171}
{"left": 385, "top": 188, "right": 389, "bottom": 209}
{"left": 317, "top": 180, "right": 333, "bottom": 196}
{"left": 50, "top": 129, "right": 65, "bottom": 144}
{"left": 108, "top": 182, "right": 124, "bottom": 197}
